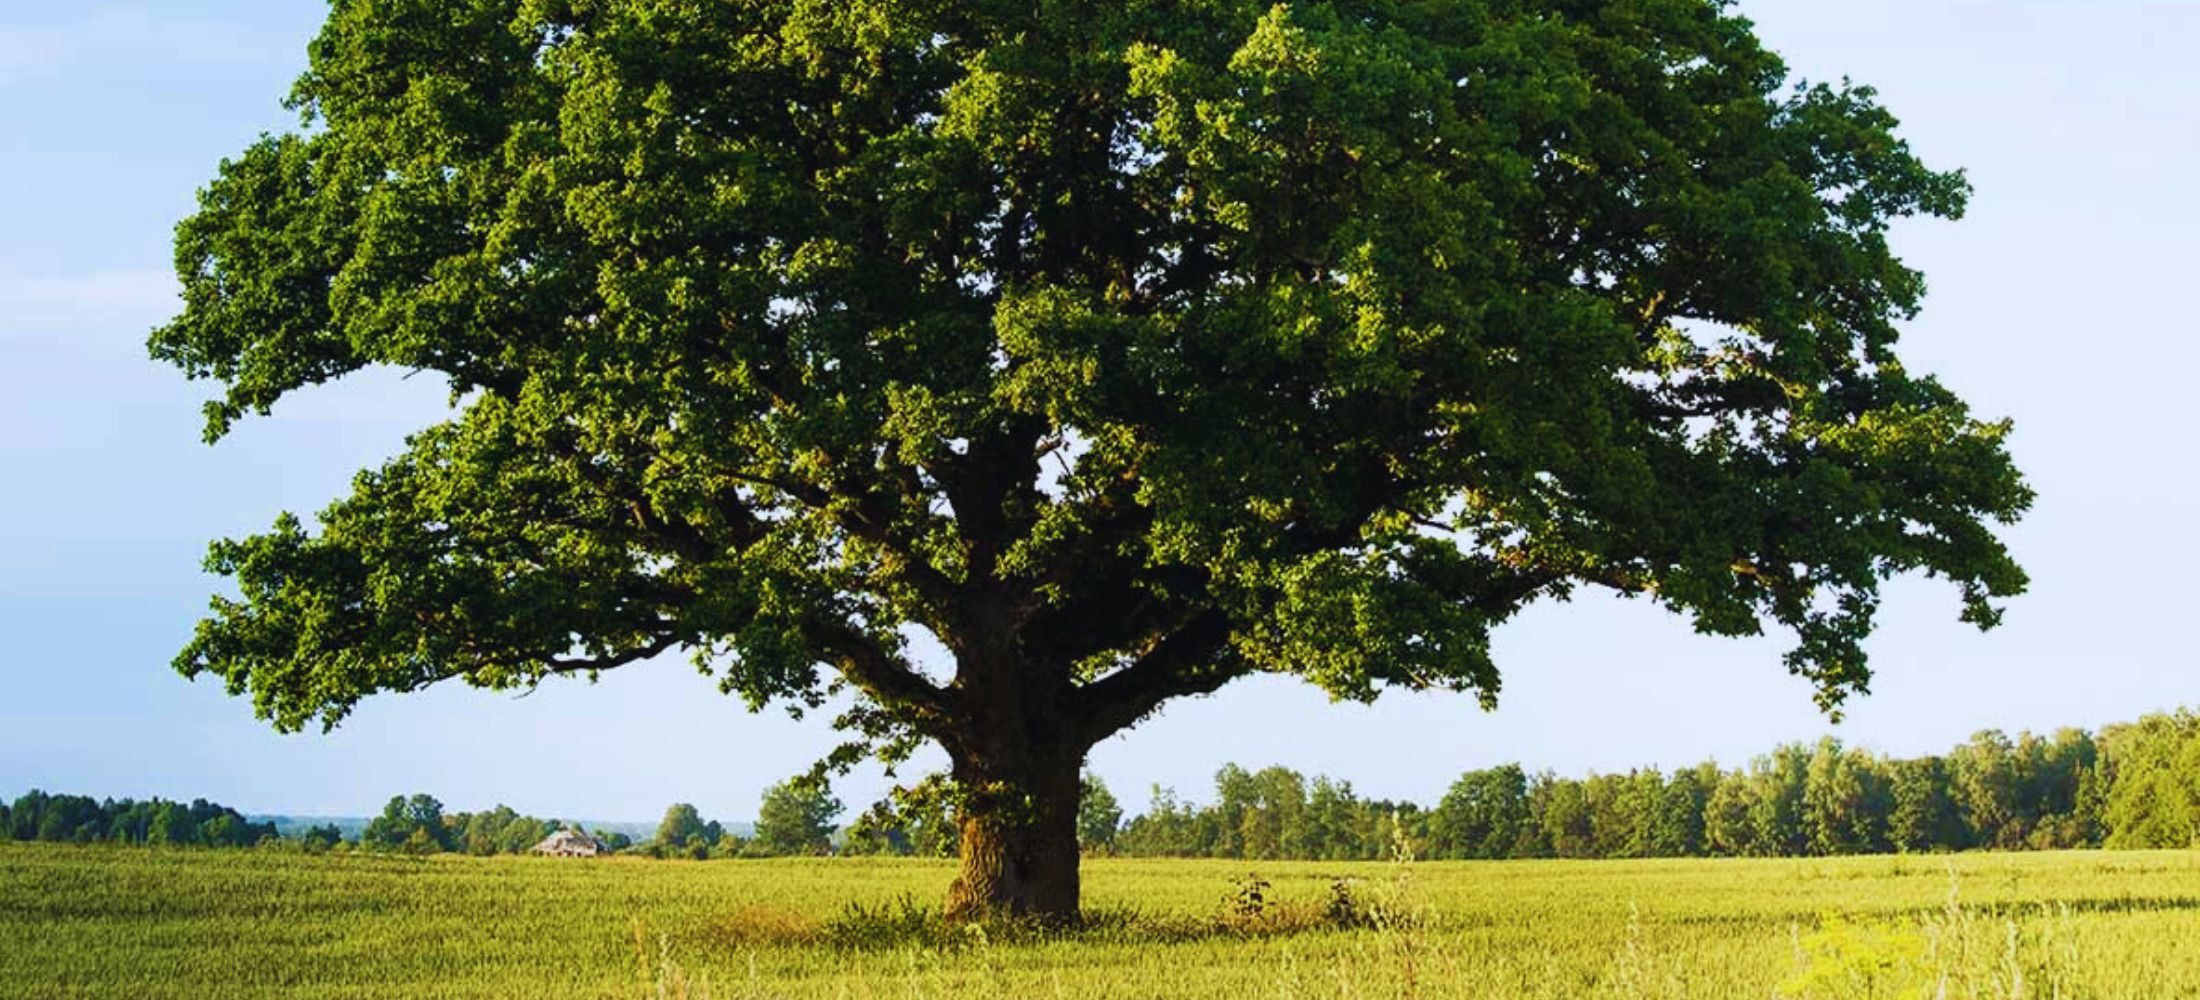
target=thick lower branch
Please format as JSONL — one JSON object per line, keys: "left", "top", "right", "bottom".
{"left": 805, "top": 617, "right": 955, "bottom": 727}
{"left": 541, "top": 633, "right": 684, "bottom": 677}
{"left": 1072, "top": 609, "right": 1239, "bottom": 744}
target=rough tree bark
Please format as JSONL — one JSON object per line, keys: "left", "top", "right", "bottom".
{"left": 931, "top": 606, "right": 1096, "bottom": 924}
{"left": 941, "top": 742, "right": 1086, "bottom": 923}
{"left": 928, "top": 610, "right": 1238, "bottom": 923}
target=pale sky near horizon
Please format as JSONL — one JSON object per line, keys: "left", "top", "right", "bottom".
{"left": 2, "top": 1, "right": 2195, "bottom": 824}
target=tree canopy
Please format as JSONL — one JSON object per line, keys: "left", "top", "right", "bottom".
{"left": 156, "top": 0, "right": 2027, "bottom": 918}
{"left": 754, "top": 776, "right": 843, "bottom": 855}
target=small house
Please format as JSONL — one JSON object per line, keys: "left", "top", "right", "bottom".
{"left": 531, "top": 828, "right": 607, "bottom": 857}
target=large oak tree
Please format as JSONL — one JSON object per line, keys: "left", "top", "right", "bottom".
{"left": 156, "top": 0, "right": 2028, "bottom": 920}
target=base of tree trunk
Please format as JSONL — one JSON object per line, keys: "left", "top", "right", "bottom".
{"left": 941, "top": 777, "right": 1083, "bottom": 924}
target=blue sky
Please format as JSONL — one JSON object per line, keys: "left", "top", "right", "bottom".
{"left": 2, "top": 1, "right": 2195, "bottom": 824}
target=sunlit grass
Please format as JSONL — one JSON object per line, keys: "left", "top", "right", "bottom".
{"left": 6, "top": 844, "right": 2200, "bottom": 997}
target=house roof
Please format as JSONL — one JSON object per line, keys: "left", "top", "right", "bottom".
{"left": 532, "top": 829, "right": 605, "bottom": 852}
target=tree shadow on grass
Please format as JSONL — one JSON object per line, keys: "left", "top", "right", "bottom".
{"left": 695, "top": 875, "right": 1405, "bottom": 953}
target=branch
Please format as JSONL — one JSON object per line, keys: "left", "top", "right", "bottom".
{"left": 539, "top": 633, "right": 684, "bottom": 677}
{"left": 832, "top": 488, "right": 967, "bottom": 626}
{"left": 1072, "top": 609, "right": 1239, "bottom": 745}
{"left": 804, "top": 616, "right": 955, "bottom": 729}
{"left": 927, "top": 415, "right": 1049, "bottom": 589}
{"left": 1631, "top": 390, "right": 1784, "bottom": 421}
{"left": 724, "top": 469, "right": 832, "bottom": 509}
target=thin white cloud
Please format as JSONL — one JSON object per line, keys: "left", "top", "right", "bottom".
{"left": 0, "top": 269, "right": 179, "bottom": 342}
{"left": 0, "top": 27, "right": 66, "bottom": 79}
{"left": 0, "top": 8, "right": 300, "bottom": 85}
{"left": 0, "top": 268, "right": 450, "bottom": 436}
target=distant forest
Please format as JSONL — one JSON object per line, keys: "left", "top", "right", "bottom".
{"left": 1, "top": 794, "right": 276, "bottom": 848}
{"left": 11, "top": 709, "right": 2200, "bottom": 860}
{"left": 1084, "top": 709, "right": 2200, "bottom": 861}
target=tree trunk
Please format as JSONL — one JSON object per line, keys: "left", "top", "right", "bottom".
{"left": 942, "top": 745, "right": 1085, "bottom": 924}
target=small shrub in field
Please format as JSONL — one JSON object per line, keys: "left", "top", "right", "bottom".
{"left": 1777, "top": 871, "right": 2085, "bottom": 1000}
{"left": 818, "top": 896, "right": 1161, "bottom": 951}
{"left": 823, "top": 895, "right": 947, "bottom": 951}
{"left": 1778, "top": 913, "right": 1932, "bottom": 1000}
{"left": 1222, "top": 873, "right": 1272, "bottom": 926}
{"left": 633, "top": 921, "right": 714, "bottom": 1000}
{"left": 1324, "top": 878, "right": 1371, "bottom": 929}
{"left": 703, "top": 904, "right": 818, "bottom": 948}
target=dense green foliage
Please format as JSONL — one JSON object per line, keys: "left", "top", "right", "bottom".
{"left": 1130, "top": 771, "right": 1403, "bottom": 859}
{"left": 1, "top": 790, "right": 275, "bottom": 848}
{"left": 1120, "top": 764, "right": 1426, "bottom": 859}
{"left": 646, "top": 801, "right": 733, "bottom": 858}
{"left": 754, "top": 778, "right": 844, "bottom": 856}
{"left": 9, "top": 843, "right": 2200, "bottom": 998}
{"left": 156, "top": 0, "right": 2028, "bottom": 917}
{"left": 1079, "top": 775, "right": 1125, "bottom": 851}
{"left": 842, "top": 777, "right": 962, "bottom": 859}
{"left": 2098, "top": 710, "right": 2200, "bottom": 848}
{"left": 360, "top": 792, "right": 457, "bottom": 852}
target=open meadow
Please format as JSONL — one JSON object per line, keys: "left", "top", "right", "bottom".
{"left": 7, "top": 844, "right": 2200, "bottom": 998}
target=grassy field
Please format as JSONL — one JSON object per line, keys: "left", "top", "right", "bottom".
{"left": 7, "top": 844, "right": 2200, "bottom": 998}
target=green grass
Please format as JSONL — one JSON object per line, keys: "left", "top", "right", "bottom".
{"left": 7, "top": 843, "right": 2200, "bottom": 998}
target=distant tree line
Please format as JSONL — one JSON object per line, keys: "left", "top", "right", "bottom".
{"left": 2, "top": 791, "right": 276, "bottom": 848}
{"left": 16, "top": 710, "right": 2200, "bottom": 860}
{"left": 1089, "top": 712, "right": 2200, "bottom": 860}
{"left": 0, "top": 790, "right": 626, "bottom": 857}
{"left": 354, "top": 793, "right": 636, "bottom": 855}
{"left": 644, "top": 777, "right": 846, "bottom": 859}
{"left": 0, "top": 779, "right": 849, "bottom": 860}
{"left": 348, "top": 777, "right": 849, "bottom": 859}
{"left": 1108, "top": 765, "right": 1428, "bottom": 859}
{"left": 832, "top": 774, "right": 1128, "bottom": 858}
